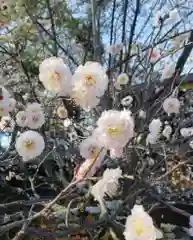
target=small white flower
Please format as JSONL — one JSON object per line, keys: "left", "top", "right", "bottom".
{"left": 162, "top": 125, "right": 172, "bottom": 139}
{"left": 56, "top": 106, "right": 68, "bottom": 119}
{"left": 63, "top": 118, "right": 72, "bottom": 128}
{"left": 27, "top": 111, "right": 45, "bottom": 129}
{"left": 160, "top": 63, "right": 175, "bottom": 82}
{"left": 163, "top": 97, "right": 180, "bottom": 115}
{"left": 124, "top": 205, "right": 157, "bottom": 240}
{"left": 16, "top": 111, "right": 28, "bottom": 127}
{"left": 15, "top": 130, "right": 45, "bottom": 161}
{"left": 180, "top": 128, "right": 193, "bottom": 137}
{"left": 117, "top": 73, "right": 129, "bottom": 85}
{"left": 121, "top": 95, "right": 133, "bottom": 107}
{"left": 39, "top": 57, "right": 72, "bottom": 96}
{"left": 149, "top": 118, "right": 162, "bottom": 136}
{"left": 138, "top": 110, "right": 146, "bottom": 119}
{"left": 91, "top": 168, "right": 122, "bottom": 201}
{"left": 8, "top": 98, "right": 16, "bottom": 112}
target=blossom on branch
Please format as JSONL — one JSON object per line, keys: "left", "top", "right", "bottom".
{"left": 39, "top": 57, "right": 72, "bottom": 96}
{"left": 15, "top": 130, "right": 45, "bottom": 161}
{"left": 124, "top": 205, "right": 158, "bottom": 240}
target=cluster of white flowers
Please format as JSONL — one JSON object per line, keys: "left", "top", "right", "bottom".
{"left": 16, "top": 103, "right": 45, "bottom": 129}
{"left": 39, "top": 58, "right": 109, "bottom": 111}
{"left": 91, "top": 168, "right": 122, "bottom": 201}
{"left": 146, "top": 118, "right": 162, "bottom": 145}
{"left": 124, "top": 205, "right": 162, "bottom": 240}
{"left": 163, "top": 97, "right": 180, "bottom": 115}
{"left": 15, "top": 130, "right": 45, "bottom": 162}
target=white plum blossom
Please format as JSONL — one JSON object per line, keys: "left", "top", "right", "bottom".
{"left": 124, "top": 205, "right": 157, "bottom": 240}
{"left": 91, "top": 168, "right": 122, "bottom": 201}
{"left": 56, "top": 106, "right": 68, "bottom": 119}
{"left": 117, "top": 73, "right": 129, "bottom": 85}
{"left": 160, "top": 63, "right": 175, "bottom": 82}
{"left": 162, "top": 125, "right": 172, "bottom": 140}
{"left": 27, "top": 111, "right": 45, "bottom": 129}
{"left": 15, "top": 131, "right": 45, "bottom": 161}
{"left": 72, "top": 80, "right": 100, "bottom": 110}
{"left": 75, "top": 148, "right": 106, "bottom": 180}
{"left": 121, "top": 95, "right": 133, "bottom": 107}
{"left": 16, "top": 111, "right": 28, "bottom": 127}
{"left": 180, "top": 127, "right": 193, "bottom": 137}
{"left": 96, "top": 110, "right": 134, "bottom": 157}
{"left": 72, "top": 61, "right": 108, "bottom": 98}
{"left": 79, "top": 136, "right": 104, "bottom": 159}
{"left": 149, "top": 118, "right": 162, "bottom": 137}
{"left": 163, "top": 97, "right": 180, "bottom": 115}
{"left": 39, "top": 57, "right": 72, "bottom": 96}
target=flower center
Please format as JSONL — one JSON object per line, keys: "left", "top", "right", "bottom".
{"left": 85, "top": 75, "right": 96, "bottom": 85}
{"left": 48, "top": 71, "right": 60, "bottom": 82}
{"left": 119, "top": 76, "right": 126, "bottom": 82}
{"left": 133, "top": 218, "right": 145, "bottom": 237}
{"left": 23, "top": 140, "right": 34, "bottom": 150}
{"left": 107, "top": 125, "right": 124, "bottom": 137}
{"left": 0, "top": 107, "right": 4, "bottom": 112}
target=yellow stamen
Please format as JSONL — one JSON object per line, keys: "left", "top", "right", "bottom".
{"left": 48, "top": 71, "right": 60, "bottom": 82}
{"left": 85, "top": 75, "right": 96, "bottom": 85}
{"left": 132, "top": 218, "right": 145, "bottom": 236}
{"left": 24, "top": 140, "right": 34, "bottom": 150}
{"left": 107, "top": 126, "right": 123, "bottom": 136}
{"left": 119, "top": 76, "right": 126, "bottom": 82}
